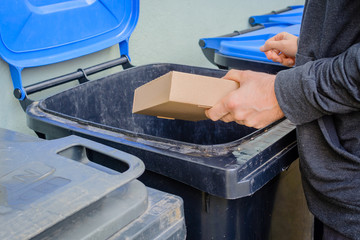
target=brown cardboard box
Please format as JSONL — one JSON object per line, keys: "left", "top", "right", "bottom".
{"left": 132, "top": 71, "right": 239, "bottom": 121}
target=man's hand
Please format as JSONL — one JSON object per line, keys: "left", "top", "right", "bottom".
{"left": 260, "top": 32, "right": 298, "bottom": 67}
{"left": 205, "top": 70, "right": 284, "bottom": 129}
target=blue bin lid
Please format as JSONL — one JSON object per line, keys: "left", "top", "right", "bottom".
{"left": 201, "top": 24, "right": 301, "bottom": 64}
{"left": 219, "top": 24, "right": 301, "bottom": 62}
{"left": 249, "top": 5, "right": 303, "bottom": 27}
{"left": 0, "top": 0, "right": 139, "bottom": 68}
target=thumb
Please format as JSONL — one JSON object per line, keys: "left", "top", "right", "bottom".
{"left": 222, "top": 69, "right": 247, "bottom": 84}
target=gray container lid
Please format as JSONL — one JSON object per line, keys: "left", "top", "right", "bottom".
{"left": 0, "top": 128, "right": 145, "bottom": 240}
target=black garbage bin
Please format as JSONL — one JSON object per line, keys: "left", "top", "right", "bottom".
{"left": 25, "top": 62, "right": 299, "bottom": 240}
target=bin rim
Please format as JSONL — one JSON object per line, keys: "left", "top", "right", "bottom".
{"left": 33, "top": 62, "right": 276, "bottom": 156}
{"left": 26, "top": 96, "right": 298, "bottom": 199}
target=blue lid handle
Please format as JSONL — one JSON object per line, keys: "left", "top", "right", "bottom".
{"left": 9, "top": 65, "right": 26, "bottom": 100}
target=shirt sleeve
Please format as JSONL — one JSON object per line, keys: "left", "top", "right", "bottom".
{"left": 274, "top": 42, "right": 360, "bottom": 125}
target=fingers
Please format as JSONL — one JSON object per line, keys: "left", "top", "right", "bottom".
{"left": 205, "top": 100, "right": 230, "bottom": 121}
{"left": 206, "top": 69, "right": 249, "bottom": 121}
{"left": 259, "top": 32, "right": 287, "bottom": 52}
{"left": 260, "top": 32, "right": 298, "bottom": 58}
{"left": 264, "top": 50, "right": 283, "bottom": 62}
{"left": 220, "top": 113, "right": 234, "bottom": 123}
{"left": 260, "top": 40, "right": 284, "bottom": 53}
{"left": 204, "top": 69, "right": 244, "bottom": 121}
{"left": 277, "top": 53, "right": 295, "bottom": 67}
{"left": 281, "top": 58, "right": 295, "bottom": 67}
{"left": 264, "top": 51, "right": 295, "bottom": 66}
{"left": 206, "top": 108, "right": 249, "bottom": 127}
{"left": 260, "top": 32, "right": 290, "bottom": 52}
{"left": 206, "top": 71, "right": 283, "bottom": 129}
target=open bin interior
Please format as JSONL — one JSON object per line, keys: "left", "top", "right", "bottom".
{"left": 39, "top": 63, "right": 258, "bottom": 146}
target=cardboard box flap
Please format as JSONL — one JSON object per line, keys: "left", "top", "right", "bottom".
{"left": 132, "top": 72, "right": 173, "bottom": 113}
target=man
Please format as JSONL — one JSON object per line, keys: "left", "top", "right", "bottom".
{"left": 205, "top": 1, "right": 360, "bottom": 239}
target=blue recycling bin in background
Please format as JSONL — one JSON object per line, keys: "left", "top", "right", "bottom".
{"left": 248, "top": 5, "right": 303, "bottom": 27}
{"left": 0, "top": 128, "right": 186, "bottom": 240}
{"left": 0, "top": 1, "right": 312, "bottom": 239}
{"left": 199, "top": 5, "right": 303, "bottom": 72}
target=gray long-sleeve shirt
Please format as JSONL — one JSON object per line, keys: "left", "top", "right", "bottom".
{"left": 274, "top": 0, "right": 360, "bottom": 238}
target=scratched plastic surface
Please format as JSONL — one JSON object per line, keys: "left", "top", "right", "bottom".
{"left": 28, "top": 63, "right": 297, "bottom": 199}
{"left": 26, "top": 62, "right": 298, "bottom": 240}
{"left": 0, "top": 128, "right": 150, "bottom": 240}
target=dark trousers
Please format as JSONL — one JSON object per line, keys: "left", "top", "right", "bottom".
{"left": 314, "top": 218, "right": 352, "bottom": 240}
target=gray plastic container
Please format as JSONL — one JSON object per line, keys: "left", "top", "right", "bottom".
{"left": 0, "top": 128, "right": 186, "bottom": 240}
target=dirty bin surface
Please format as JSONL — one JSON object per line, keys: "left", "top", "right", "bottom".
{"left": 26, "top": 63, "right": 298, "bottom": 240}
